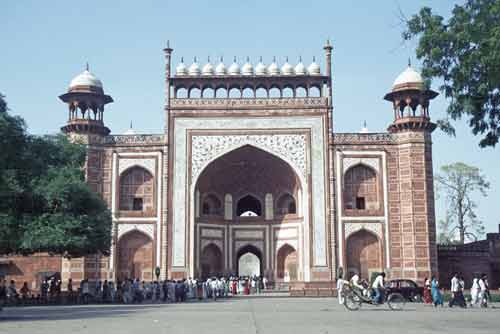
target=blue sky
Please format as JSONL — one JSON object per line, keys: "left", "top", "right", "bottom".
{"left": 1, "top": 0, "right": 498, "bottom": 234}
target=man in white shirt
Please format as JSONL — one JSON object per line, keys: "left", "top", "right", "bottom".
{"left": 448, "top": 273, "right": 465, "bottom": 308}
{"left": 478, "top": 274, "right": 488, "bottom": 307}
{"left": 371, "top": 272, "right": 385, "bottom": 304}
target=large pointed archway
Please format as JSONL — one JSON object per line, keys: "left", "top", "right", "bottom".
{"left": 192, "top": 144, "right": 305, "bottom": 279}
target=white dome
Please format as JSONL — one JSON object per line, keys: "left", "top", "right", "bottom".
{"left": 188, "top": 58, "right": 201, "bottom": 76}
{"left": 69, "top": 70, "right": 103, "bottom": 89}
{"left": 281, "top": 58, "right": 294, "bottom": 75}
{"left": 242, "top": 57, "right": 253, "bottom": 75}
{"left": 228, "top": 57, "right": 240, "bottom": 75}
{"left": 175, "top": 57, "right": 188, "bottom": 76}
{"left": 124, "top": 128, "right": 136, "bottom": 135}
{"left": 255, "top": 57, "right": 267, "bottom": 75}
{"left": 215, "top": 58, "right": 226, "bottom": 75}
{"left": 393, "top": 65, "right": 423, "bottom": 87}
{"left": 307, "top": 58, "right": 321, "bottom": 75}
{"left": 294, "top": 58, "right": 306, "bottom": 75}
{"left": 202, "top": 59, "right": 214, "bottom": 75}
{"left": 268, "top": 57, "right": 280, "bottom": 75}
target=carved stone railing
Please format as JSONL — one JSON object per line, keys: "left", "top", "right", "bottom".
{"left": 103, "top": 134, "right": 166, "bottom": 146}
{"left": 170, "top": 97, "right": 328, "bottom": 110}
{"left": 333, "top": 133, "right": 395, "bottom": 145}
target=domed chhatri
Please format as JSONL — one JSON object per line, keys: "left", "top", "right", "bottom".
{"left": 68, "top": 66, "right": 104, "bottom": 93}
{"left": 294, "top": 57, "right": 306, "bottom": 75}
{"left": 307, "top": 57, "right": 321, "bottom": 75}
{"left": 228, "top": 57, "right": 241, "bottom": 75}
{"left": 188, "top": 57, "right": 201, "bottom": 76}
{"left": 59, "top": 64, "right": 113, "bottom": 137}
{"left": 215, "top": 57, "right": 227, "bottom": 75}
{"left": 202, "top": 57, "right": 214, "bottom": 76}
{"left": 281, "top": 57, "right": 294, "bottom": 75}
{"left": 255, "top": 57, "right": 267, "bottom": 75}
{"left": 268, "top": 57, "right": 280, "bottom": 75}
{"left": 175, "top": 57, "right": 188, "bottom": 76}
{"left": 392, "top": 64, "right": 424, "bottom": 91}
{"left": 242, "top": 57, "right": 254, "bottom": 76}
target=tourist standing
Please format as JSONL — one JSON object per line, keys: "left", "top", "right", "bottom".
{"left": 371, "top": 272, "right": 385, "bottom": 304}
{"left": 430, "top": 276, "right": 443, "bottom": 307}
{"left": 336, "top": 274, "right": 348, "bottom": 305}
{"left": 423, "top": 277, "right": 432, "bottom": 304}
{"left": 470, "top": 277, "right": 480, "bottom": 307}
{"left": 263, "top": 276, "right": 268, "bottom": 290}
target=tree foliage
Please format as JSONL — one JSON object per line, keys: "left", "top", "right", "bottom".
{"left": 0, "top": 93, "right": 111, "bottom": 256}
{"left": 404, "top": 0, "right": 500, "bottom": 147}
{"left": 436, "top": 162, "right": 489, "bottom": 244}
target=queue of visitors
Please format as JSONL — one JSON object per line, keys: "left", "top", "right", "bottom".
{"left": 0, "top": 275, "right": 268, "bottom": 307}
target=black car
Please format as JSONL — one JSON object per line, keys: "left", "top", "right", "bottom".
{"left": 385, "top": 279, "right": 423, "bottom": 302}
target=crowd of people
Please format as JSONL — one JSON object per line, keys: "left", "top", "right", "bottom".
{"left": 0, "top": 275, "right": 268, "bottom": 307}
{"left": 336, "top": 271, "right": 492, "bottom": 308}
{"left": 423, "top": 272, "right": 491, "bottom": 308}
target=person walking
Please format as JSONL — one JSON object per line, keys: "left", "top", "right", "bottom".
{"left": 470, "top": 277, "right": 480, "bottom": 307}
{"left": 449, "top": 273, "right": 466, "bottom": 308}
{"left": 478, "top": 274, "right": 488, "bottom": 308}
{"left": 430, "top": 276, "right": 443, "bottom": 307}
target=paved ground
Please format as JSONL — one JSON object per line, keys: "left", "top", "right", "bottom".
{"left": 0, "top": 297, "right": 499, "bottom": 334}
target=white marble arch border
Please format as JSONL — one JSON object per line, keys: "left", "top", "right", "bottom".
{"left": 118, "top": 158, "right": 156, "bottom": 176}
{"left": 117, "top": 223, "right": 155, "bottom": 241}
{"left": 344, "top": 222, "right": 383, "bottom": 240}
{"left": 171, "top": 116, "right": 329, "bottom": 280}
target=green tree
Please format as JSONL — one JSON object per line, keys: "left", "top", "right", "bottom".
{"left": 0, "top": 93, "right": 112, "bottom": 256}
{"left": 404, "top": 0, "right": 500, "bottom": 147}
{"left": 436, "top": 162, "right": 489, "bottom": 244}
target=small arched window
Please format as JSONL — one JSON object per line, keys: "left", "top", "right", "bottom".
{"left": 119, "top": 167, "right": 154, "bottom": 213}
{"left": 276, "top": 193, "right": 297, "bottom": 215}
{"left": 236, "top": 195, "right": 262, "bottom": 217}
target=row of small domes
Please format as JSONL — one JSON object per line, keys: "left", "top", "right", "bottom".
{"left": 175, "top": 57, "right": 321, "bottom": 76}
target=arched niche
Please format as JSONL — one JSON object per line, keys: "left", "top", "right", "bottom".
{"left": 343, "top": 164, "right": 379, "bottom": 211}
{"left": 119, "top": 166, "right": 155, "bottom": 214}
{"left": 200, "top": 243, "right": 223, "bottom": 279}
{"left": 345, "top": 230, "right": 382, "bottom": 280}
{"left": 276, "top": 193, "right": 297, "bottom": 215}
{"left": 117, "top": 230, "right": 153, "bottom": 281}
{"left": 237, "top": 194, "right": 262, "bottom": 217}
{"left": 201, "top": 193, "right": 223, "bottom": 216}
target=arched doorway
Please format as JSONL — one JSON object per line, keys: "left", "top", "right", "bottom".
{"left": 117, "top": 231, "right": 153, "bottom": 281}
{"left": 346, "top": 230, "right": 382, "bottom": 280}
{"left": 276, "top": 244, "right": 298, "bottom": 281}
{"left": 236, "top": 245, "right": 263, "bottom": 277}
{"left": 200, "top": 243, "right": 223, "bottom": 278}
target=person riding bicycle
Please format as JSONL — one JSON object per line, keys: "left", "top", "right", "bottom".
{"left": 371, "top": 272, "right": 386, "bottom": 304}
{"left": 349, "top": 273, "right": 368, "bottom": 297}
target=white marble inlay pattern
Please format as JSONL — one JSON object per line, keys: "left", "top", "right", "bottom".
{"left": 201, "top": 239, "right": 223, "bottom": 252}
{"left": 342, "top": 157, "right": 379, "bottom": 174}
{"left": 276, "top": 239, "right": 298, "bottom": 251}
{"left": 118, "top": 158, "right": 156, "bottom": 175}
{"left": 274, "top": 228, "right": 298, "bottom": 239}
{"left": 191, "top": 134, "right": 307, "bottom": 183}
{"left": 201, "top": 228, "right": 223, "bottom": 238}
{"left": 344, "top": 222, "right": 382, "bottom": 240}
{"left": 234, "top": 230, "right": 264, "bottom": 239}
{"left": 234, "top": 241, "right": 264, "bottom": 254}
{"left": 117, "top": 223, "right": 154, "bottom": 240}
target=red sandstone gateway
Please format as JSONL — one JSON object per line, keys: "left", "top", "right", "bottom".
{"left": 1, "top": 41, "right": 440, "bottom": 290}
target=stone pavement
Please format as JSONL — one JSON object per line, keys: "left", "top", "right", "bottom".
{"left": 0, "top": 297, "right": 499, "bottom": 334}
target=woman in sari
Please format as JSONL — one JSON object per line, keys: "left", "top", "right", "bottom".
{"left": 423, "top": 277, "right": 432, "bottom": 304}
{"left": 431, "top": 276, "right": 443, "bottom": 307}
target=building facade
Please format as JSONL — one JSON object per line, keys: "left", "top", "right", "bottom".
{"left": 1, "top": 42, "right": 440, "bottom": 287}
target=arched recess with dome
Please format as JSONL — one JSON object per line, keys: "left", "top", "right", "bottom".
{"left": 193, "top": 145, "right": 304, "bottom": 280}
